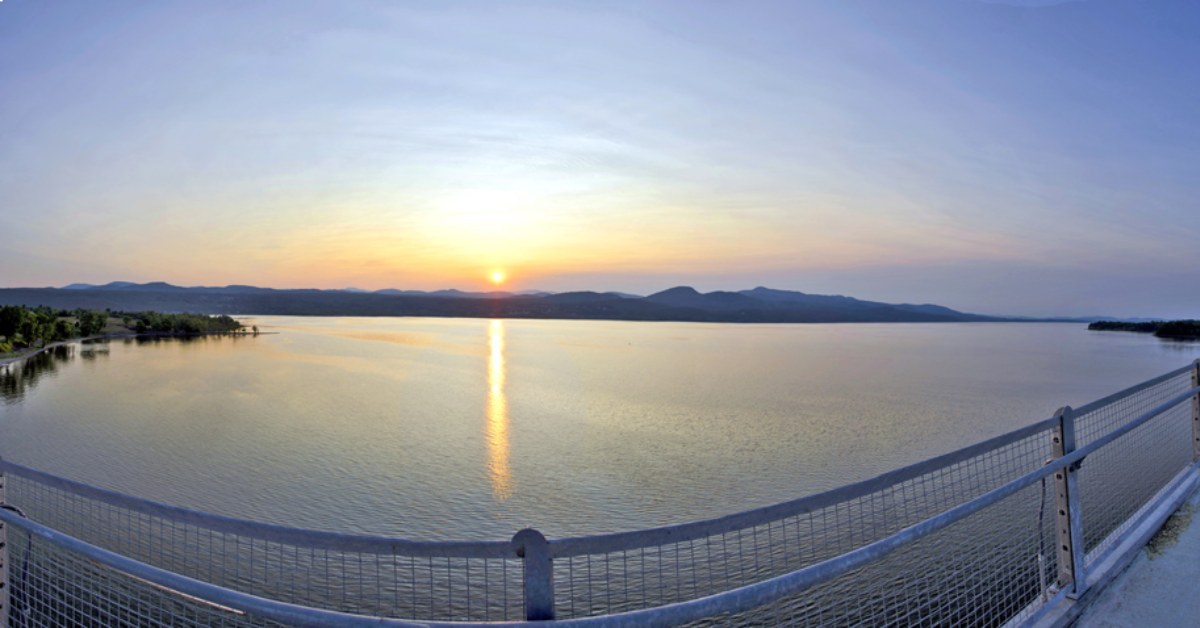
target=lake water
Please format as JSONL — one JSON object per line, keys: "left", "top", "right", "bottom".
{"left": 1, "top": 317, "right": 1197, "bottom": 541}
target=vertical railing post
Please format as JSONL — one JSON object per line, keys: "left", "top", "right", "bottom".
{"left": 513, "top": 528, "right": 554, "bottom": 620}
{"left": 1191, "top": 359, "right": 1200, "bottom": 461}
{"left": 0, "top": 461, "right": 8, "bottom": 628}
{"left": 1051, "top": 406, "right": 1087, "bottom": 598}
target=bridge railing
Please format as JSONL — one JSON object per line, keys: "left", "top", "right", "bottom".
{"left": 1, "top": 361, "right": 1198, "bottom": 626}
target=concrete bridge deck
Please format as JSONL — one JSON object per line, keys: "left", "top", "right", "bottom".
{"left": 1075, "top": 486, "right": 1200, "bottom": 627}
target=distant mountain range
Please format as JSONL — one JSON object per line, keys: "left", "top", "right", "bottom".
{"left": 0, "top": 280, "right": 1048, "bottom": 323}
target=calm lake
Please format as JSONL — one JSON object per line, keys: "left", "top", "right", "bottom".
{"left": 2, "top": 317, "right": 1198, "bottom": 541}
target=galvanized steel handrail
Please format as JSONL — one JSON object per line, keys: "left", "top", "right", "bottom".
{"left": 549, "top": 363, "right": 1198, "bottom": 559}
{"left": 1066, "top": 387, "right": 1200, "bottom": 489}
{"left": 3, "top": 363, "right": 1190, "bottom": 565}
{"left": 550, "top": 414, "right": 1060, "bottom": 557}
{"left": 0, "top": 460, "right": 514, "bottom": 559}
{"left": 0, "top": 508, "right": 472, "bottom": 628}
{"left": 1071, "top": 363, "right": 1191, "bottom": 417}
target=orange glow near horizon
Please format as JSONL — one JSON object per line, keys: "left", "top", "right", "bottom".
{"left": 104, "top": 187, "right": 1013, "bottom": 294}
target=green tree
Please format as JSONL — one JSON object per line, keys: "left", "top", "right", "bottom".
{"left": 78, "top": 310, "right": 107, "bottom": 336}
{"left": 16, "top": 309, "right": 42, "bottom": 348}
{"left": 0, "top": 306, "right": 22, "bottom": 339}
{"left": 52, "top": 318, "right": 75, "bottom": 341}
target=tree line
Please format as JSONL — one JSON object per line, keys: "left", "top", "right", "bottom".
{"left": 0, "top": 306, "right": 106, "bottom": 353}
{"left": 120, "top": 310, "right": 243, "bottom": 334}
{"left": 0, "top": 305, "right": 243, "bottom": 354}
{"left": 1088, "top": 319, "right": 1200, "bottom": 339}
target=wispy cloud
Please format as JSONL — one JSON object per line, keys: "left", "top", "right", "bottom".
{"left": 0, "top": 0, "right": 1195, "bottom": 315}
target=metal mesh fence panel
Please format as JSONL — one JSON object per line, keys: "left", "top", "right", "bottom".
{"left": 4, "top": 475, "right": 523, "bottom": 622}
{"left": 1073, "top": 367, "right": 1194, "bottom": 563}
{"left": 1077, "top": 401, "right": 1193, "bottom": 563}
{"left": 5, "top": 525, "right": 287, "bottom": 627}
{"left": 550, "top": 423, "right": 1061, "bottom": 619}
{"left": 679, "top": 480, "right": 1055, "bottom": 627}
{"left": 1074, "top": 368, "right": 1192, "bottom": 448}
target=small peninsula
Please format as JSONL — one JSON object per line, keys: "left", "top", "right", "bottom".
{"left": 0, "top": 305, "right": 247, "bottom": 363}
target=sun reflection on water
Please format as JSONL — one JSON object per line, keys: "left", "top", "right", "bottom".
{"left": 486, "top": 319, "right": 512, "bottom": 500}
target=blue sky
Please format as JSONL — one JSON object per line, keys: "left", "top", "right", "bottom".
{"left": 0, "top": 0, "right": 1197, "bottom": 317}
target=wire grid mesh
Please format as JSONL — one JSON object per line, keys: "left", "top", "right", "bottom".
{"left": 1077, "top": 400, "right": 1193, "bottom": 563}
{"left": 551, "top": 424, "right": 1059, "bottom": 619}
{"left": 1074, "top": 368, "right": 1192, "bottom": 448}
{"left": 3, "top": 475, "right": 523, "bottom": 622}
{"left": 680, "top": 480, "right": 1057, "bottom": 627}
{"left": 5, "top": 525, "right": 289, "bottom": 627}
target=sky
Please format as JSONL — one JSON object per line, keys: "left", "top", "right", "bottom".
{"left": 0, "top": 0, "right": 1197, "bottom": 317}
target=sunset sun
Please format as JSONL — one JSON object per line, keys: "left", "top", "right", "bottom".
{"left": 489, "top": 270, "right": 507, "bottom": 286}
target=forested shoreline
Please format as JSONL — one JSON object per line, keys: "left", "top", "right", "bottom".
{"left": 0, "top": 305, "right": 244, "bottom": 355}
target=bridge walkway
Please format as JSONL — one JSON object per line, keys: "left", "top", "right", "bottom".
{"left": 1075, "top": 486, "right": 1200, "bottom": 628}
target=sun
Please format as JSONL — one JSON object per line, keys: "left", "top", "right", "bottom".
{"left": 489, "top": 270, "right": 507, "bottom": 286}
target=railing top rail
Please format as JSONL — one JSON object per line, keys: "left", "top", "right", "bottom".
{"left": 0, "top": 508, "right": 487, "bottom": 628}
{"left": 549, "top": 414, "right": 1057, "bottom": 557}
{"left": 0, "top": 452, "right": 1089, "bottom": 628}
{"left": 0, "top": 459, "right": 514, "bottom": 559}
{"left": 1072, "top": 363, "right": 1192, "bottom": 417}
{"left": 0, "top": 410, "right": 1055, "bottom": 563}
{"left": 1069, "top": 386, "right": 1199, "bottom": 475}
{"left": 550, "top": 363, "right": 1196, "bottom": 557}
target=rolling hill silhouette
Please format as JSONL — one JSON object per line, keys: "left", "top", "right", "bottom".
{"left": 0, "top": 282, "right": 999, "bottom": 323}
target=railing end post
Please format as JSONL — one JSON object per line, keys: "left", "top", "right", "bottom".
{"left": 1051, "top": 405, "right": 1086, "bottom": 598}
{"left": 513, "top": 528, "right": 555, "bottom": 620}
{"left": 1052, "top": 406, "right": 1076, "bottom": 453}
{"left": 1191, "top": 363, "right": 1200, "bottom": 462}
{"left": 0, "top": 461, "right": 7, "bottom": 628}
